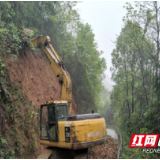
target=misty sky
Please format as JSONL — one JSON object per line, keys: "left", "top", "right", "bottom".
{"left": 75, "top": 1, "right": 128, "bottom": 85}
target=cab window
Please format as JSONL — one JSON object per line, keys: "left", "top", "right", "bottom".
{"left": 57, "top": 105, "right": 68, "bottom": 118}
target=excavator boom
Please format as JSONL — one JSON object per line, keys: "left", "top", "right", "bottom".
{"left": 30, "top": 36, "right": 72, "bottom": 115}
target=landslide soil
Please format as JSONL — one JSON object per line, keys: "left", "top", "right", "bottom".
{"left": 88, "top": 136, "right": 118, "bottom": 159}
{"left": 4, "top": 49, "right": 77, "bottom": 114}
{"left": 2, "top": 49, "right": 77, "bottom": 158}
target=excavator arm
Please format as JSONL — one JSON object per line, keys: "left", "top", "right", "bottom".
{"left": 30, "top": 36, "right": 72, "bottom": 115}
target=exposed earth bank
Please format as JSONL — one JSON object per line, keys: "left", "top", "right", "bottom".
{"left": 1, "top": 49, "right": 118, "bottom": 159}
{"left": 1, "top": 49, "right": 77, "bottom": 158}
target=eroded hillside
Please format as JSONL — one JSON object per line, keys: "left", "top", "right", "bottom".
{"left": 0, "top": 49, "right": 76, "bottom": 158}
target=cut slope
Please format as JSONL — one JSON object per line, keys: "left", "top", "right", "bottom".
{"left": 4, "top": 50, "right": 60, "bottom": 108}
{"left": 2, "top": 49, "right": 76, "bottom": 158}
{"left": 4, "top": 49, "right": 77, "bottom": 114}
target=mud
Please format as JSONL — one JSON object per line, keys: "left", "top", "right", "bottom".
{"left": 88, "top": 136, "right": 118, "bottom": 159}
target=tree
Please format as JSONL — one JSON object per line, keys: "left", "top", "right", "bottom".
{"left": 111, "top": 2, "right": 160, "bottom": 158}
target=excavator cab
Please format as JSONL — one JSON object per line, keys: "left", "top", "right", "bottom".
{"left": 40, "top": 102, "right": 69, "bottom": 141}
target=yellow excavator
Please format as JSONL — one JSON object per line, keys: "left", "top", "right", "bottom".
{"left": 28, "top": 35, "right": 107, "bottom": 158}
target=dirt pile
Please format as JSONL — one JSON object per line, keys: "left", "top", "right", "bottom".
{"left": 88, "top": 136, "right": 118, "bottom": 159}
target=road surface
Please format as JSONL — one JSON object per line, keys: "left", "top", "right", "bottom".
{"left": 107, "top": 129, "right": 118, "bottom": 139}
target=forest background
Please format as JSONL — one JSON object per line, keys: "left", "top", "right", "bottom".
{"left": 0, "top": 1, "right": 160, "bottom": 159}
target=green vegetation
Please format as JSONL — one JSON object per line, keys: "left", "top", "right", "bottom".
{"left": 0, "top": 135, "right": 15, "bottom": 159}
{"left": 1, "top": 1, "right": 160, "bottom": 159}
{"left": 0, "top": 1, "right": 107, "bottom": 158}
{"left": 0, "top": 1, "right": 106, "bottom": 114}
{"left": 0, "top": 59, "right": 39, "bottom": 158}
{"left": 99, "top": 87, "right": 113, "bottom": 124}
{"left": 110, "top": 1, "right": 160, "bottom": 158}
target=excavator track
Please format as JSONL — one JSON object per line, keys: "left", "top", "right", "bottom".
{"left": 37, "top": 147, "right": 88, "bottom": 159}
